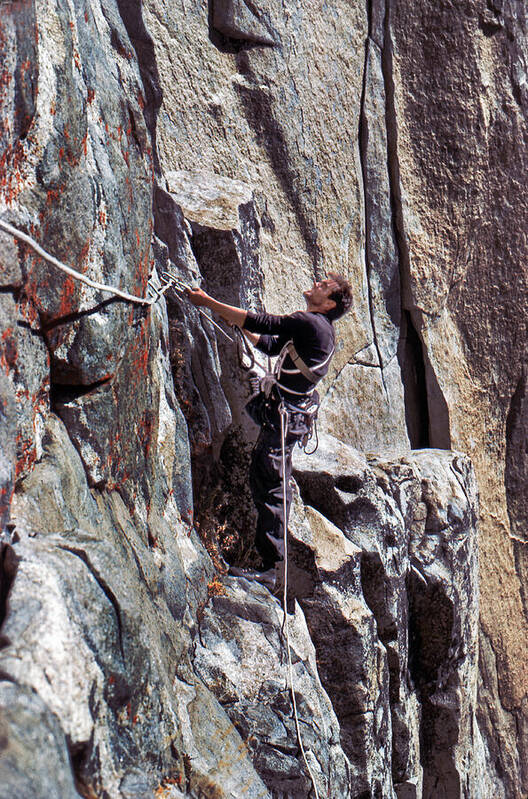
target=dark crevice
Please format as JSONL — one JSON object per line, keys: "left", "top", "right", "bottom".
{"left": 360, "top": 551, "right": 406, "bottom": 783}
{"left": 397, "top": 311, "right": 430, "bottom": 448}
{"left": 40, "top": 297, "right": 121, "bottom": 331}
{"left": 479, "top": 19, "right": 502, "bottom": 37}
{"left": 50, "top": 375, "right": 113, "bottom": 407}
{"left": 0, "top": 544, "right": 19, "bottom": 649}
{"left": 15, "top": 319, "right": 43, "bottom": 338}
{"left": 0, "top": 669, "right": 18, "bottom": 684}
{"left": 381, "top": 2, "right": 450, "bottom": 449}
{"left": 358, "top": 3, "right": 387, "bottom": 395}
{"left": 0, "top": 285, "right": 22, "bottom": 296}
{"left": 407, "top": 572, "right": 459, "bottom": 796}
{"left": 57, "top": 545, "right": 126, "bottom": 664}
{"left": 505, "top": 366, "right": 528, "bottom": 543}
{"left": 115, "top": 0, "right": 162, "bottom": 174}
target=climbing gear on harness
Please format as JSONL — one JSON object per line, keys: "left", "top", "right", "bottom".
{"left": 245, "top": 388, "right": 319, "bottom": 453}
{"left": 273, "top": 339, "right": 334, "bottom": 398}
{"left": 244, "top": 338, "right": 330, "bottom": 450}
{"left": 280, "top": 341, "right": 334, "bottom": 383}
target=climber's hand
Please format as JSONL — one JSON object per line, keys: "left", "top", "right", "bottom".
{"left": 186, "top": 286, "right": 211, "bottom": 307}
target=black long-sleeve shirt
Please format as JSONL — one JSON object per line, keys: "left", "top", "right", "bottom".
{"left": 244, "top": 310, "right": 335, "bottom": 397}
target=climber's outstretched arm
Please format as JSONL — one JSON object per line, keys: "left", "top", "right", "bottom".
{"left": 186, "top": 287, "right": 247, "bottom": 327}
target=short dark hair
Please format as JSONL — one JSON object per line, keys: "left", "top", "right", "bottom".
{"left": 325, "top": 273, "right": 353, "bottom": 321}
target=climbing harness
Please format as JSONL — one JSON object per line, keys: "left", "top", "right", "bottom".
{"left": 245, "top": 338, "right": 330, "bottom": 454}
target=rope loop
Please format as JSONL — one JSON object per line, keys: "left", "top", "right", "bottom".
{"left": 279, "top": 400, "right": 321, "bottom": 799}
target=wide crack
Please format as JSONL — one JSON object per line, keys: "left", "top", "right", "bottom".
{"left": 0, "top": 543, "right": 19, "bottom": 649}
{"left": 381, "top": 0, "right": 450, "bottom": 449}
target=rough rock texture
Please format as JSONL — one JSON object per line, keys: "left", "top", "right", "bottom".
{"left": 291, "top": 438, "right": 481, "bottom": 798}
{"left": 1, "top": 0, "right": 527, "bottom": 795}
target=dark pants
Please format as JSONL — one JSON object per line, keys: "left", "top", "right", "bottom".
{"left": 249, "top": 402, "right": 309, "bottom": 569}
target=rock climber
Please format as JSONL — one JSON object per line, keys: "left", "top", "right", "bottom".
{"left": 186, "top": 274, "right": 353, "bottom": 584}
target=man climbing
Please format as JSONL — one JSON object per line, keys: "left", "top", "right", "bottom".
{"left": 186, "top": 274, "right": 353, "bottom": 584}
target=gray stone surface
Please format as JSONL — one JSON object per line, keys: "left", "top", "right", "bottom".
{"left": 291, "top": 435, "right": 480, "bottom": 797}
{"left": 194, "top": 577, "right": 351, "bottom": 798}
{"left": 0, "top": 682, "right": 79, "bottom": 799}
{"left": 1, "top": 0, "right": 524, "bottom": 795}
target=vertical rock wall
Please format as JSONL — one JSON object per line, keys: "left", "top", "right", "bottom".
{"left": 0, "top": 0, "right": 526, "bottom": 796}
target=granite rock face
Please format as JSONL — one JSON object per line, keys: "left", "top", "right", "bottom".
{"left": 0, "top": 0, "right": 526, "bottom": 796}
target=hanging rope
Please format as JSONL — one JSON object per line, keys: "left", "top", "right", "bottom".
{"left": 0, "top": 219, "right": 239, "bottom": 344}
{"left": 279, "top": 403, "right": 321, "bottom": 799}
{"left": 0, "top": 218, "right": 154, "bottom": 306}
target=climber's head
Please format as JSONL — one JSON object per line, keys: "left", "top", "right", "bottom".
{"left": 304, "top": 273, "right": 353, "bottom": 320}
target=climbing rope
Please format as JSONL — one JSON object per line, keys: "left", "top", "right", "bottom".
{"left": 279, "top": 403, "right": 321, "bottom": 799}
{"left": 0, "top": 219, "right": 237, "bottom": 342}
{"left": 0, "top": 218, "right": 154, "bottom": 306}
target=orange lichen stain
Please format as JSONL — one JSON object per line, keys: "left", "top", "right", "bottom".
{"left": 15, "top": 386, "right": 49, "bottom": 481}
{"left": 45, "top": 187, "right": 63, "bottom": 208}
{"left": 58, "top": 274, "right": 77, "bottom": 316}
{"left": 207, "top": 575, "right": 227, "bottom": 598}
{"left": 18, "top": 59, "right": 32, "bottom": 91}
{"left": 123, "top": 150, "right": 129, "bottom": 167}
{"left": 155, "top": 776, "right": 183, "bottom": 798}
{"left": 19, "top": 275, "right": 42, "bottom": 323}
{"left": 87, "top": 87, "right": 95, "bottom": 104}
{"left": 138, "top": 411, "right": 153, "bottom": 456}
{"left": 84, "top": 11, "right": 88, "bottom": 22}
{"left": 98, "top": 209, "right": 107, "bottom": 226}
{"left": 15, "top": 443, "right": 37, "bottom": 480}
{"left": 81, "top": 132, "right": 88, "bottom": 156}
{"left": 50, "top": 101, "right": 56, "bottom": 116}
{"left": 69, "top": 21, "right": 74, "bottom": 30}
{"left": 79, "top": 240, "right": 90, "bottom": 263}
{"left": 63, "top": 124, "right": 70, "bottom": 140}
{"left": 137, "top": 93, "right": 145, "bottom": 111}
{"left": 0, "top": 328, "right": 17, "bottom": 372}
{"left": 0, "top": 139, "right": 27, "bottom": 205}
{"left": 58, "top": 146, "right": 65, "bottom": 160}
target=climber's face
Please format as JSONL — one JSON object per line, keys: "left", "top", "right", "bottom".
{"left": 303, "top": 277, "right": 338, "bottom": 312}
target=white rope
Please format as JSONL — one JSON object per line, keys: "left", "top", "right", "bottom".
{"left": 0, "top": 219, "right": 238, "bottom": 344}
{"left": 279, "top": 403, "right": 321, "bottom": 799}
{"left": 0, "top": 218, "right": 154, "bottom": 306}
{"left": 162, "top": 270, "right": 237, "bottom": 343}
